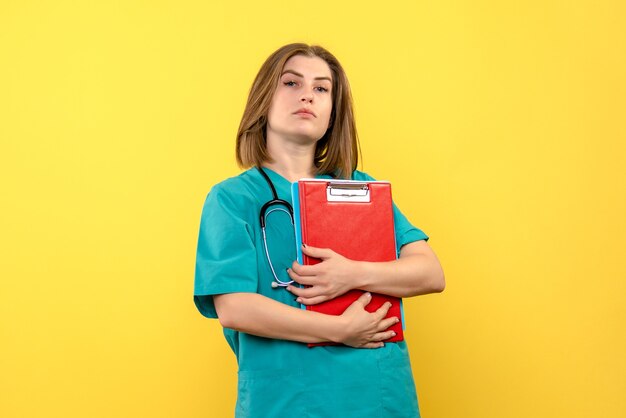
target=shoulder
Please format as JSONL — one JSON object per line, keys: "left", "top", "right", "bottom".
{"left": 202, "top": 169, "right": 261, "bottom": 213}
{"left": 207, "top": 169, "right": 261, "bottom": 197}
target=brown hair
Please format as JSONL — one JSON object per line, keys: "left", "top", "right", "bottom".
{"left": 235, "top": 43, "right": 360, "bottom": 179}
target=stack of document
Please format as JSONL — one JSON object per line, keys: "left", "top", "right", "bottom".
{"left": 292, "top": 179, "right": 404, "bottom": 347}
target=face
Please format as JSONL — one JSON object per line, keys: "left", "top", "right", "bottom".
{"left": 266, "top": 55, "right": 333, "bottom": 145}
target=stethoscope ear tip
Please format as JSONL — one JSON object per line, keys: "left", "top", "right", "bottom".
{"left": 271, "top": 281, "right": 279, "bottom": 288}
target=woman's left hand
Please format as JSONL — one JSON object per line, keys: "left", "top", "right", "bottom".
{"left": 286, "top": 245, "right": 360, "bottom": 305}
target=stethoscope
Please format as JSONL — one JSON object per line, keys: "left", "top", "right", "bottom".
{"left": 256, "top": 166, "right": 296, "bottom": 289}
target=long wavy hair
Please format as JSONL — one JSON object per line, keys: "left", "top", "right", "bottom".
{"left": 235, "top": 43, "right": 360, "bottom": 179}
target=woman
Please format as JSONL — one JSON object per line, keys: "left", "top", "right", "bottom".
{"left": 194, "top": 43, "right": 445, "bottom": 417}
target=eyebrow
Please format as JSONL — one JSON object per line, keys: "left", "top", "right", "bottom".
{"left": 281, "top": 69, "right": 332, "bottom": 82}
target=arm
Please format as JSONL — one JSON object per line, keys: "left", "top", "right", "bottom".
{"left": 360, "top": 240, "right": 445, "bottom": 296}
{"left": 287, "top": 240, "right": 445, "bottom": 305}
{"left": 213, "top": 291, "right": 399, "bottom": 348}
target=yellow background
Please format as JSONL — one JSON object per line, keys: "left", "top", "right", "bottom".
{"left": 1, "top": 1, "right": 624, "bottom": 417}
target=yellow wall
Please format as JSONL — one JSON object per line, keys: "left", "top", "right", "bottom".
{"left": 1, "top": 1, "right": 624, "bottom": 417}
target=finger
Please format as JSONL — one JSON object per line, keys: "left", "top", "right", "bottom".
{"left": 290, "top": 262, "right": 319, "bottom": 277}
{"left": 286, "top": 268, "right": 316, "bottom": 285}
{"left": 376, "top": 316, "right": 400, "bottom": 332}
{"left": 350, "top": 292, "right": 372, "bottom": 309}
{"left": 286, "top": 285, "right": 320, "bottom": 299}
{"left": 295, "top": 295, "right": 331, "bottom": 306}
{"left": 374, "top": 301, "right": 393, "bottom": 319}
{"left": 371, "top": 330, "right": 396, "bottom": 342}
{"left": 301, "top": 244, "right": 333, "bottom": 260}
{"left": 360, "top": 342, "right": 385, "bottom": 349}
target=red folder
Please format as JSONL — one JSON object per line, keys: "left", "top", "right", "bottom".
{"left": 292, "top": 179, "right": 403, "bottom": 347}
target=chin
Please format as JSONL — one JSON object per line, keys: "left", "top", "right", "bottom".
{"left": 267, "top": 124, "right": 326, "bottom": 145}
{"left": 286, "top": 131, "right": 325, "bottom": 144}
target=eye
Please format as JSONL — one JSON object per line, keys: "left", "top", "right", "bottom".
{"left": 283, "top": 80, "right": 297, "bottom": 87}
{"left": 315, "top": 86, "right": 329, "bottom": 93}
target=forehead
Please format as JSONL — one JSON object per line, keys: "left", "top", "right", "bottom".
{"left": 281, "top": 55, "right": 332, "bottom": 80}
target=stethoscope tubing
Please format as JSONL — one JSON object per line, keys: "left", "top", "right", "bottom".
{"left": 256, "top": 167, "right": 295, "bottom": 288}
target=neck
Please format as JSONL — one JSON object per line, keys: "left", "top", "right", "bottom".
{"left": 264, "top": 136, "right": 317, "bottom": 182}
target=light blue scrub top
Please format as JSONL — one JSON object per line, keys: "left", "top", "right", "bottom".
{"left": 194, "top": 167, "right": 429, "bottom": 418}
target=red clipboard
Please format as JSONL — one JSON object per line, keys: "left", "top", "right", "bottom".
{"left": 292, "top": 179, "right": 404, "bottom": 347}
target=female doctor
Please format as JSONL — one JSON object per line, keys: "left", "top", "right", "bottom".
{"left": 194, "top": 43, "right": 445, "bottom": 418}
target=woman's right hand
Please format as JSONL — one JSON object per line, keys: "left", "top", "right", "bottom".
{"left": 337, "top": 292, "right": 399, "bottom": 348}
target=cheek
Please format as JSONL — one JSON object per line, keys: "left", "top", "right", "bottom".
{"left": 268, "top": 90, "right": 290, "bottom": 115}
{"left": 266, "top": 99, "right": 283, "bottom": 127}
{"left": 321, "top": 101, "right": 333, "bottom": 125}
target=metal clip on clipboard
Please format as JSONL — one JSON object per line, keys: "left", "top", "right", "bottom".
{"left": 326, "top": 182, "right": 371, "bottom": 203}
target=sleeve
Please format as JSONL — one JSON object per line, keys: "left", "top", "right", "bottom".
{"left": 193, "top": 184, "right": 259, "bottom": 319}
{"left": 391, "top": 201, "right": 429, "bottom": 255}
{"left": 352, "top": 171, "right": 429, "bottom": 255}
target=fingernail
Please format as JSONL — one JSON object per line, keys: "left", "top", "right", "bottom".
{"left": 302, "top": 243, "right": 307, "bottom": 247}
{"left": 296, "top": 298, "right": 302, "bottom": 303}
{"left": 365, "top": 292, "right": 371, "bottom": 298}
{"left": 391, "top": 331, "right": 396, "bottom": 337}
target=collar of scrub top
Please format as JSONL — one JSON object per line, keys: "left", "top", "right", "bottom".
{"left": 256, "top": 166, "right": 295, "bottom": 289}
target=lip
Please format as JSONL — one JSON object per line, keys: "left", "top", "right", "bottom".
{"left": 293, "top": 108, "right": 316, "bottom": 117}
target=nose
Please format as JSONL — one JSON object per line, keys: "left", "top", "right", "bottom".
{"left": 300, "top": 92, "right": 313, "bottom": 103}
